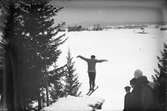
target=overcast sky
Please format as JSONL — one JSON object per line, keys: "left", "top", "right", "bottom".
{"left": 54, "top": 0, "right": 167, "bottom": 26}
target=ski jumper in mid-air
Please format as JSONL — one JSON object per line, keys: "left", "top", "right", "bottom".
{"left": 77, "top": 55, "right": 108, "bottom": 91}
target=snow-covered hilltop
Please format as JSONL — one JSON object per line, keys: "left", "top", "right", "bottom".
{"left": 41, "top": 95, "right": 105, "bottom": 111}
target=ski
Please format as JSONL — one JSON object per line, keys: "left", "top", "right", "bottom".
{"left": 87, "top": 86, "right": 99, "bottom": 96}
{"left": 77, "top": 91, "right": 82, "bottom": 96}
{"left": 86, "top": 89, "right": 92, "bottom": 95}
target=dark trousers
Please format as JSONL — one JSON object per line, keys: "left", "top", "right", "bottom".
{"left": 88, "top": 72, "right": 96, "bottom": 90}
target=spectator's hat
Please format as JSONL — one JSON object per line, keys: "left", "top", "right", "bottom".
{"left": 124, "top": 86, "right": 131, "bottom": 91}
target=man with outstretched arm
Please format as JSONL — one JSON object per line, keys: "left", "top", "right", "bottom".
{"left": 77, "top": 55, "right": 108, "bottom": 91}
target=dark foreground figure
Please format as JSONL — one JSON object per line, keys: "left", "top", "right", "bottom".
{"left": 124, "top": 70, "right": 161, "bottom": 111}
{"left": 123, "top": 86, "right": 132, "bottom": 111}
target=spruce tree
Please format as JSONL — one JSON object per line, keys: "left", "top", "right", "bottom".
{"left": 153, "top": 43, "right": 167, "bottom": 111}
{"left": 1, "top": 0, "right": 66, "bottom": 110}
{"left": 48, "top": 64, "right": 67, "bottom": 103}
{"left": 17, "top": 0, "right": 66, "bottom": 109}
{"left": 65, "top": 50, "right": 81, "bottom": 96}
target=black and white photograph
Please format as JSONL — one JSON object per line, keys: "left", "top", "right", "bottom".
{"left": 0, "top": 0, "right": 167, "bottom": 111}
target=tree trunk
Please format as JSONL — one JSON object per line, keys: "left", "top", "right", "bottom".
{"left": 45, "top": 73, "right": 49, "bottom": 106}
{"left": 38, "top": 91, "right": 42, "bottom": 111}
{"left": 5, "top": 49, "right": 15, "bottom": 110}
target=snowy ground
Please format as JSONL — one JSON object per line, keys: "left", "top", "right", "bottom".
{"left": 42, "top": 95, "right": 105, "bottom": 111}
{"left": 57, "top": 25, "right": 167, "bottom": 111}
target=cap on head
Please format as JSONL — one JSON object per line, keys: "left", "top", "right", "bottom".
{"left": 124, "top": 86, "right": 131, "bottom": 91}
{"left": 134, "top": 69, "right": 143, "bottom": 79}
{"left": 91, "top": 55, "right": 95, "bottom": 59}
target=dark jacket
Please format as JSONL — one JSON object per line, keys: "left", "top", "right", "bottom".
{"left": 123, "top": 92, "right": 133, "bottom": 111}
{"left": 130, "top": 76, "right": 159, "bottom": 111}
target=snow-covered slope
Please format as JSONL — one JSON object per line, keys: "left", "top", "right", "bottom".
{"left": 41, "top": 95, "right": 105, "bottom": 111}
